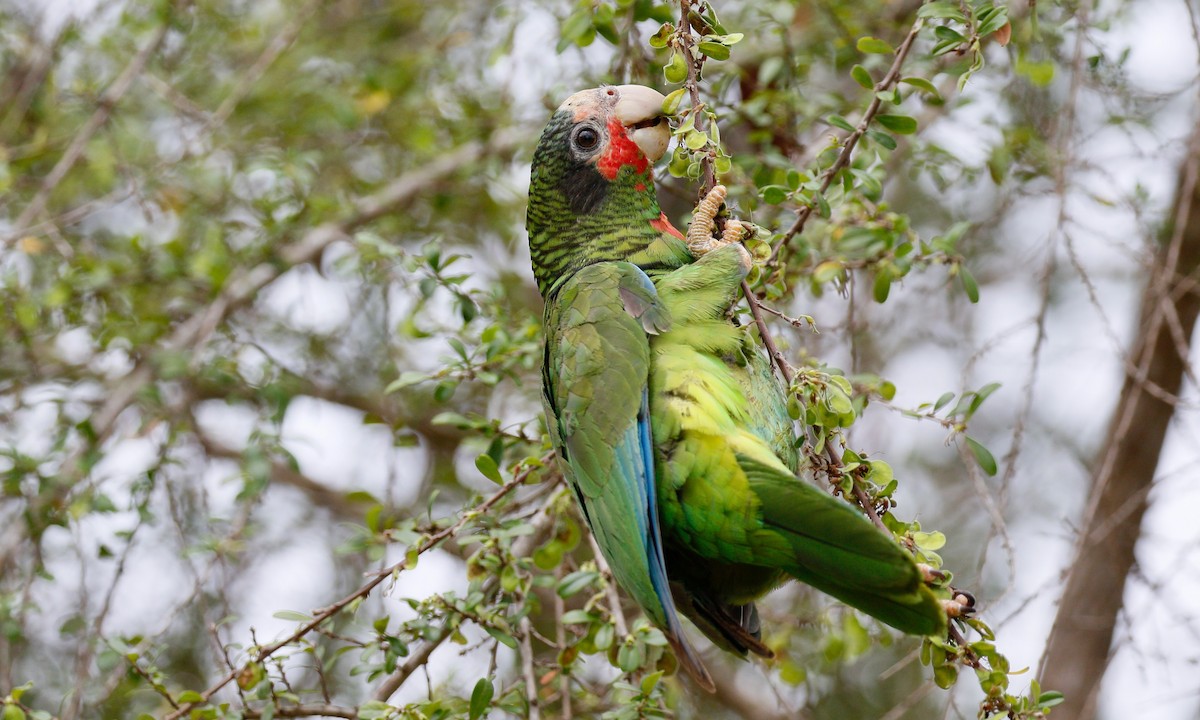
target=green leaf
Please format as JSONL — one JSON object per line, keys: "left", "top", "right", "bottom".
{"left": 640, "top": 670, "right": 664, "bottom": 694}
{"left": 876, "top": 114, "right": 918, "bottom": 134}
{"left": 968, "top": 382, "right": 1002, "bottom": 416}
{"left": 813, "top": 191, "right": 831, "bottom": 218}
{"left": 933, "top": 662, "right": 958, "bottom": 688}
{"left": 560, "top": 609, "right": 593, "bottom": 624}
{"left": 662, "top": 87, "right": 687, "bottom": 115}
{"left": 664, "top": 51, "right": 688, "bottom": 83}
{"left": 813, "top": 261, "right": 844, "bottom": 284}
{"left": 697, "top": 41, "right": 730, "bottom": 61}
{"left": 430, "top": 411, "right": 474, "bottom": 428}
{"left": 762, "top": 185, "right": 788, "bottom": 204}
{"left": 979, "top": 9, "right": 1010, "bottom": 38}
{"left": 474, "top": 454, "right": 503, "bottom": 484}
{"left": 856, "top": 36, "right": 893, "bottom": 54}
{"left": 616, "top": 641, "right": 643, "bottom": 671}
{"left": 7, "top": 684, "right": 32, "bottom": 704}
{"left": 272, "top": 610, "right": 311, "bottom": 622}
{"left": 912, "top": 530, "right": 946, "bottom": 551}
{"left": 900, "top": 76, "right": 941, "bottom": 97}
{"left": 966, "top": 436, "right": 998, "bottom": 476}
{"left": 867, "top": 129, "right": 897, "bottom": 150}
{"left": 685, "top": 130, "right": 709, "bottom": 150}
{"left": 933, "top": 25, "right": 965, "bottom": 43}
{"left": 934, "top": 392, "right": 955, "bottom": 412}
{"left": 468, "top": 678, "right": 494, "bottom": 719}
{"left": 917, "top": 1, "right": 966, "bottom": 20}
{"left": 557, "top": 569, "right": 599, "bottom": 597}
{"left": 648, "top": 22, "right": 672, "bottom": 49}
{"left": 873, "top": 268, "right": 892, "bottom": 303}
{"left": 358, "top": 701, "right": 393, "bottom": 720}
{"left": 384, "top": 371, "right": 428, "bottom": 393}
{"left": 1037, "top": 691, "right": 1065, "bottom": 709}
{"left": 850, "top": 64, "right": 874, "bottom": 89}
{"left": 177, "top": 691, "right": 205, "bottom": 703}
{"left": 484, "top": 626, "right": 518, "bottom": 649}
{"left": 826, "top": 114, "right": 855, "bottom": 132}
{"left": 960, "top": 265, "right": 980, "bottom": 303}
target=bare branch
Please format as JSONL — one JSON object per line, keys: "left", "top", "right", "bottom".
{"left": 243, "top": 704, "right": 357, "bottom": 719}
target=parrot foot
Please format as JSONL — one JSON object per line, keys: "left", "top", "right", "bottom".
{"left": 686, "top": 185, "right": 753, "bottom": 271}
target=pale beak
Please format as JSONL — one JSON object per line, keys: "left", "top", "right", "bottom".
{"left": 612, "top": 85, "right": 671, "bottom": 163}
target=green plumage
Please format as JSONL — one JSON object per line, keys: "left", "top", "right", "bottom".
{"left": 528, "top": 86, "right": 946, "bottom": 689}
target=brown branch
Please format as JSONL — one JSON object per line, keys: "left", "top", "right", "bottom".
{"left": 242, "top": 704, "right": 357, "bottom": 719}
{"left": 675, "top": 2, "right": 797, "bottom": 386}
{"left": 519, "top": 616, "right": 541, "bottom": 720}
{"left": 164, "top": 455, "right": 544, "bottom": 719}
{"left": 768, "top": 17, "right": 924, "bottom": 264}
{"left": 587, "top": 533, "right": 629, "bottom": 637}
{"left": 678, "top": 0, "right": 715, "bottom": 193}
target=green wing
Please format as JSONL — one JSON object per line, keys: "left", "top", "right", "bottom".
{"left": 649, "top": 243, "right": 946, "bottom": 639}
{"left": 542, "top": 261, "right": 712, "bottom": 690}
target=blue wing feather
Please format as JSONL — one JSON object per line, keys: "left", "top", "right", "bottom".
{"left": 636, "top": 389, "right": 688, "bottom": 642}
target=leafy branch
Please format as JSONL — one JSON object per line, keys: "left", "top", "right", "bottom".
{"left": 766, "top": 16, "right": 925, "bottom": 265}
{"left": 163, "top": 453, "right": 554, "bottom": 719}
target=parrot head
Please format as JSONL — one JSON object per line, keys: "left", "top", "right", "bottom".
{"left": 527, "top": 85, "right": 672, "bottom": 294}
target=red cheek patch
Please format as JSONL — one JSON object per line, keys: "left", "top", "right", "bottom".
{"left": 597, "top": 117, "right": 650, "bottom": 180}
{"left": 650, "top": 213, "right": 685, "bottom": 240}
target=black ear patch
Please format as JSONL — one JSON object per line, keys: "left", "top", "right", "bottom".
{"left": 559, "top": 160, "right": 609, "bottom": 216}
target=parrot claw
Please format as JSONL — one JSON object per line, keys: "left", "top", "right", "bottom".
{"left": 686, "top": 185, "right": 753, "bottom": 271}
{"left": 941, "top": 588, "right": 977, "bottom": 619}
{"left": 917, "top": 563, "right": 947, "bottom": 584}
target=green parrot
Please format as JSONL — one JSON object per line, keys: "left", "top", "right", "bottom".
{"left": 526, "top": 84, "right": 946, "bottom": 690}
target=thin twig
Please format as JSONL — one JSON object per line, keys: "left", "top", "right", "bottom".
{"left": 587, "top": 533, "right": 629, "bottom": 637}
{"left": 241, "top": 704, "right": 357, "bottom": 719}
{"left": 678, "top": 0, "right": 715, "bottom": 194}
{"left": 554, "top": 565, "right": 572, "bottom": 720}
{"left": 520, "top": 616, "right": 541, "bottom": 720}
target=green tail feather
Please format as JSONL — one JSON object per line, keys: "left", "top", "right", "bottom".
{"left": 740, "top": 455, "right": 947, "bottom": 637}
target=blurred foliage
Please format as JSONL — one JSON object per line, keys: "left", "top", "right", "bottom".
{"left": 0, "top": 0, "right": 1170, "bottom": 718}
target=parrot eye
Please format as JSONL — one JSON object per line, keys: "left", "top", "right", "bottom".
{"left": 572, "top": 125, "right": 601, "bottom": 152}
